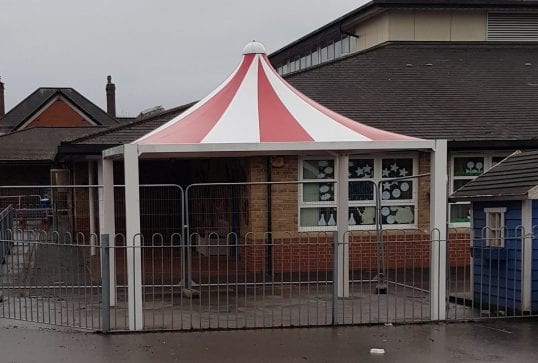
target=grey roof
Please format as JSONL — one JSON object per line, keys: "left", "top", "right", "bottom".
{"left": 450, "top": 150, "right": 538, "bottom": 201}
{"left": 0, "top": 127, "right": 104, "bottom": 161}
{"left": 66, "top": 102, "right": 195, "bottom": 146}
{"left": 283, "top": 42, "right": 538, "bottom": 142}
{"left": 0, "top": 88, "right": 118, "bottom": 132}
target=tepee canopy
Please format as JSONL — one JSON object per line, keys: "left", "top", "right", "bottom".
{"left": 134, "top": 41, "right": 419, "bottom": 146}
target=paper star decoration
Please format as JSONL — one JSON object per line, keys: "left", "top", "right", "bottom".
{"left": 383, "top": 181, "right": 392, "bottom": 190}
{"left": 355, "top": 167, "right": 364, "bottom": 177}
{"left": 399, "top": 168, "right": 408, "bottom": 177}
{"left": 390, "top": 163, "right": 399, "bottom": 172}
{"left": 382, "top": 168, "right": 390, "bottom": 177}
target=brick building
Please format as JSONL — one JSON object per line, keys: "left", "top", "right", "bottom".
{"left": 0, "top": 78, "right": 124, "bottom": 186}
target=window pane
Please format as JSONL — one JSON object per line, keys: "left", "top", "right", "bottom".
{"left": 349, "top": 159, "right": 374, "bottom": 179}
{"left": 350, "top": 36, "right": 358, "bottom": 52}
{"left": 349, "top": 206, "right": 376, "bottom": 225}
{"left": 321, "top": 46, "right": 328, "bottom": 62}
{"left": 335, "top": 40, "right": 342, "bottom": 58}
{"left": 303, "top": 182, "right": 334, "bottom": 202}
{"left": 453, "top": 179, "right": 471, "bottom": 192}
{"left": 380, "top": 180, "right": 413, "bottom": 200}
{"left": 303, "top": 159, "right": 335, "bottom": 179}
{"left": 312, "top": 50, "right": 319, "bottom": 65}
{"left": 289, "top": 60, "right": 295, "bottom": 72}
{"left": 327, "top": 42, "right": 335, "bottom": 60}
{"left": 282, "top": 64, "right": 288, "bottom": 74}
{"left": 300, "top": 56, "right": 307, "bottom": 69}
{"left": 449, "top": 203, "right": 471, "bottom": 223}
{"left": 342, "top": 36, "right": 350, "bottom": 53}
{"left": 380, "top": 205, "right": 415, "bottom": 225}
{"left": 350, "top": 181, "right": 374, "bottom": 200}
{"left": 381, "top": 158, "right": 413, "bottom": 179}
{"left": 300, "top": 207, "right": 337, "bottom": 227}
{"left": 305, "top": 54, "right": 312, "bottom": 67}
{"left": 453, "top": 157, "right": 485, "bottom": 176}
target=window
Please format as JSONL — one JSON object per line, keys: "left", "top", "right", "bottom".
{"left": 341, "top": 36, "right": 350, "bottom": 54}
{"left": 349, "top": 36, "right": 358, "bottom": 52}
{"left": 299, "top": 158, "right": 337, "bottom": 230}
{"left": 484, "top": 208, "right": 506, "bottom": 247}
{"left": 305, "top": 53, "right": 312, "bottom": 68}
{"left": 312, "top": 49, "right": 319, "bottom": 66}
{"left": 288, "top": 60, "right": 295, "bottom": 73}
{"left": 300, "top": 56, "right": 307, "bottom": 69}
{"left": 327, "top": 42, "right": 335, "bottom": 60}
{"left": 277, "top": 36, "right": 358, "bottom": 76}
{"left": 299, "top": 154, "right": 417, "bottom": 231}
{"left": 335, "top": 40, "right": 342, "bottom": 58}
{"left": 320, "top": 46, "right": 328, "bottom": 62}
{"left": 449, "top": 153, "right": 509, "bottom": 226}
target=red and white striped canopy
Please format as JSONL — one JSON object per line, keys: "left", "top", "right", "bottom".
{"left": 135, "top": 42, "right": 418, "bottom": 145}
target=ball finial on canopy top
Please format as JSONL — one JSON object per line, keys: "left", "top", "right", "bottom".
{"left": 242, "top": 41, "right": 266, "bottom": 55}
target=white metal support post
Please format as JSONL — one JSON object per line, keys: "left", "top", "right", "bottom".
{"left": 88, "top": 161, "right": 97, "bottom": 256}
{"left": 521, "top": 199, "right": 532, "bottom": 312}
{"left": 98, "top": 158, "right": 116, "bottom": 306}
{"left": 123, "top": 144, "right": 144, "bottom": 330}
{"left": 336, "top": 153, "right": 350, "bottom": 298}
{"left": 430, "top": 139, "right": 448, "bottom": 321}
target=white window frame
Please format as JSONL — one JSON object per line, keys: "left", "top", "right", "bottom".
{"left": 298, "top": 156, "right": 338, "bottom": 232}
{"left": 298, "top": 153, "right": 418, "bottom": 232}
{"left": 484, "top": 207, "right": 506, "bottom": 248}
{"left": 449, "top": 152, "right": 510, "bottom": 228}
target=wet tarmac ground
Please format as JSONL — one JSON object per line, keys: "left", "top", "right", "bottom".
{"left": 1, "top": 319, "right": 538, "bottom": 362}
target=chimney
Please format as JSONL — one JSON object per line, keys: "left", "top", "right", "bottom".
{"left": 0, "top": 77, "right": 5, "bottom": 117}
{"left": 106, "top": 75, "right": 116, "bottom": 118}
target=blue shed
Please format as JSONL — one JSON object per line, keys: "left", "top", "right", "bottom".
{"left": 451, "top": 150, "right": 538, "bottom": 314}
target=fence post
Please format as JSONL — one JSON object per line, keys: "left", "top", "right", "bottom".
{"left": 100, "top": 234, "right": 110, "bottom": 332}
{"left": 332, "top": 231, "right": 338, "bottom": 325}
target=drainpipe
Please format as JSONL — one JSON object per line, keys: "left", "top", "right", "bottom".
{"left": 266, "top": 157, "right": 273, "bottom": 277}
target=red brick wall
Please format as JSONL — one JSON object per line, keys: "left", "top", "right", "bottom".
{"left": 243, "top": 232, "right": 470, "bottom": 273}
{"left": 24, "top": 98, "right": 93, "bottom": 128}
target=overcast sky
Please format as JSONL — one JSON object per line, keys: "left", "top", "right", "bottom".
{"left": 0, "top": 0, "right": 368, "bottom": 116}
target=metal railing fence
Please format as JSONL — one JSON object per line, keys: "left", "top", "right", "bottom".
{"left": 447, "top": 226, "right": 538, "bottom": 321}
{"left": 0, "top": 230, "right": 101, "bottom": 330}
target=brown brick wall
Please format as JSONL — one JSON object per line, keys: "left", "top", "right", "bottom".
{"left": 417, "top": 151, "right": 431, "bottom": 230}
{"left": 24, "top": 98, "right": 93, "bottom": 128}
